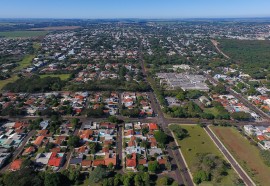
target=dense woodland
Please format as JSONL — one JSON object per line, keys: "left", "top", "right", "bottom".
{"left": 219, "top": 39, "right": 270, "bottom": 79}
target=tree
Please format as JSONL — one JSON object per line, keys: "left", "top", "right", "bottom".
{"left": 231, "top": 112, "right": 251, "bottom": 121}
{"left": 68, "top": 167, "right": 80, "bottom": 183}
{"left": 89, "top": 166, "right": 109, "bottom": 183}
{"left": 68, "top": 136, "right": 80, "bottom": 148}
{"left": 154, "top": 131, "right": 169, "bottom": 147}
{"left": 134, "top": 174, "right": 142, "bottom": 186}
{"left": 137, "top": 164, "right": 147, "bottom": 172}
{"left": 176, "top": 91, "right": 185, "bottom": 101}
{"left": 3, "top": 168, "right": 42, "bottom": 186}
{"left": 45, "top": 173, "right": 61, "bottom": 186}
{"left": 108, "top": 162, "right": 114, "bottom": 170}
{"left": 169, "top": 125, "right": 189, "bottom": 140}
{"left": 108, "top": 116, "right": 121, "bottom": 124}
{"left": 114, "top": 174, "right": 122, "bottom": 186}
{"left": 123, "top": 177, "right": 132, "bottom": 186}
{"left": 142, "top": 172, "right": 150, "bottom": 186}
{"left": 148, "top": 161, "right": 159, "bottom": 173}
{"left": 156, "top": 177, "right": 168, "bottom": 186}
{"left": 71, "top": 118, "right": 80, "bottom": 128}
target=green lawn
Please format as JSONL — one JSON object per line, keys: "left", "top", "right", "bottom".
{"left": 211, "top": 126, "right": 270, "bottom": 186}
{"left": 0, "top": 75, "right": 19, "bottom": 90}
{"left": 39, "top": 74, "right": 71, "bottom": 81}
{"left": 0, "top": 31, "right": 48, "bottom": 38}
{"left": 14, "top": 54, "right": 35, "bottom": 71}
{"left": 204, "top": 107, "right": 220, "bottom": 117}
{"left": 170, "top": 125, "right": 237, "bottom": 186}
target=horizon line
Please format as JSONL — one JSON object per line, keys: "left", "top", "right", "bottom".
{"left": 1, "top": 16, "right": 270, "bottom": 20}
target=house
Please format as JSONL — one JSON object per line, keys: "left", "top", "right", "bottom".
{"left": 81, "top": 160, "right": 92, "bottom": 168}
{"left": 148, "top": 123, "right": 158, "bottom": 131}
{"left": 126, "top": 153, "right": 136, "bottom": 169}
{"left": 48, "top": 153, "right": 65, "bottom": 167}
{"left": 257, "top": 135, "right": 266, "bottom": 141}
{"left": 199, "top": 96, "right": 211, "bottom": 106}
{"left": 244, "top": 125, "right": 255, "bottom": 135}
{"left": 138, "top": 159, "right": 148, "bottom": 167}
{"left": 33, "top": 136, "right": 45, "bottom": 147}
{"left": 264, "top": 141, "right": 270, "bottom": 149}
{"left": 70, "top": 157, "right": 83, "bottom": 166}
{"left": 148, "top": 148, "right": 162, "bottom": 156}
{"left": 104, "top": 153, "right": 117, "bottom": 167}
{"left": 92, "top": 159, "right": 105, "bottom": 167}
{"left": 0, "top": 151, "right": 11, "bottom": 168}
{"left": 35, "top": 152, "right": 52, "bottom": 166}
{"left": 22, "top": 146, "right": 36, "bottom": 156}
{"left": 9, "top": 159, "right": 23, "bottom": 171}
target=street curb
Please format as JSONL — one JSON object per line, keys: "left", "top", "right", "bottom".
{"left": 168, "top": 124, "right": 195, "bottom": 186}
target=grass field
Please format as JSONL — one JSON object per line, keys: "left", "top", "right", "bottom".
{"left": 0, "top": 75, "right": 19, "bottom": 90}
{"left": 211, "top": 126, "right": 270, "bottom": 186}
{"left": 204, "top": 107, "right": 221, "bottom": 117}
{"left": 13, "top": 54, "right": 35, "bottom": 71}
{"left": 170, "top": 125, "right": 237, "bottom": 186}
{"left": 39, "top": 74, "right": 71, "bottom": 81}
{"left": 0, "top": 31, "right": 48, "bottom": 38}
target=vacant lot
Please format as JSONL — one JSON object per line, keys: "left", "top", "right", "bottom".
{"left": 171, "top": 125, "right": 236, "bottom": 185}
{"left": 0, "top": 75, "right": 19, "bottom": 90}
{"left": 204, "top": 107, "right": 221, "bottom": 117}
{"left": 40, "top": 74, "right": 71, "bottom": 81}
{"left": 0, "top": 31, "right": 48, "bottom": 38}
{"left": 14, "top": 54, "right": 35, "bottom": 71}
{"left": 211, "top": 126, "right": 270, "bottom": 186}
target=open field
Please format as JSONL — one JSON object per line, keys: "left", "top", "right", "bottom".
{"left": 0, "top": 75, "right": 19, "bottom": 90}
{"left": 30, "top": 26, "right": 81, "bottom": 31}
{"left": 14, "top": 54, "right": 35, "bottom": 71}
{"left": 204, "top": 107, "right": 221, "bottom": 117}
{"left": 211, "top": 126, "right": 270, "bottom": 186}
{"left": 171, "top": 125, "right": 237, "bottom": 186}
{"left": 0, "top": 31, "right": 48, "bottom": 38}
{"left": 39, "top": 74, "right": 71, "bottom": 80}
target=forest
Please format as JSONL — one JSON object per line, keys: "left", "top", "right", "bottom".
{"left": 219, "top": 39, "right": 270, "bottom": 79}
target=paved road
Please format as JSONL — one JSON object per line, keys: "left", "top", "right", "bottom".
{"left": 149, "top": 91, "right": 194, "bottom": 186}
{"left": 116, "top": 125, "right": 123, "bottom": 169}
{"left": 59, "top": 122, "right": 82, "bottom": 171}
{"left": 0, "top": 130, "right": 35, "bottom": 173}
{"left": 205, "top": 126, "right": 255, "bottom": 186}
{"left": 137, "top": 37, "right": 194, "bottom": 185}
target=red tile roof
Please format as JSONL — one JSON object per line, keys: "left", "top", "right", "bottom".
{"left": 81, "top": 160, "right": 92, "bottom": 167}
{"left": 9, "top": 159, "right": 22, "bottom": 171}
{"left": 158, "top": 158, "right": 167, "bottom": 165}
{"left": 126, "top": 153, "right": 136, "bottom": 168}
{"left": 149, "top": 123, "right": 158, "bottom": 130}
{"left": 93, "top": 159, "right": 105, "bottom": 167}
{"left": 138, "top": 159, "right": 147, "bottom": 165}
{"left": 33, "top": 136, "right": 44, "bottom": 146}
{"left": 257, "top": 135, "right": 266, "bottom": 141}
{"left": 23, "top": 146, "right": 35, "bottom": 155}
{"left": 48, "top": 153, "right": 63, "bottom": 167}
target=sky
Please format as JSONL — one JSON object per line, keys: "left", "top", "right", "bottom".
{"left": 1, "top": 0, "right": 270, "bottom": 19}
